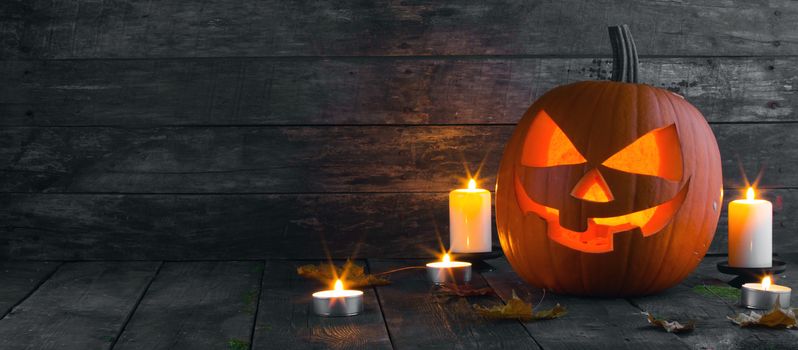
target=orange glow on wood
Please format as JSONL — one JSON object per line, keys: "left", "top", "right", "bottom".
{"left": 570, "top": 169, "right": 613, "bottom": 202}
{"left": 602, "top": 124, "right": 682, "bottom": 181}
{"left": 521, "top": 110, "right": 586, "bottom": 167}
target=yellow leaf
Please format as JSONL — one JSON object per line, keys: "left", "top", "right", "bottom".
{"left": 759, "top": 307, "right": 797, "bottom": 328}
{"left": 474, "top": 290, "right": 566, "bottom": 321}
{"left": 728, "top": 305, "right": 797, "bottom": 329}
{"left": 296, "top": 260, "right": 390, "bottom": 288}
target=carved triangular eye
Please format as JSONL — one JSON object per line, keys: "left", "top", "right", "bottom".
{"left": 521, "top": 110, "right": 587, "bottom": 167}
{"left": 602, "top": 124, "right": 682, "bottom": 181}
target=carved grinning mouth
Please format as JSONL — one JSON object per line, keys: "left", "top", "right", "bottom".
{"left": 513, "top": 173, "right": 689, "bottom": 253}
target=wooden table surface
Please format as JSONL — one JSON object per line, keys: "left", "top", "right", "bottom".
{"left": 0, "top": 255, "right": 795, "bottom": 350}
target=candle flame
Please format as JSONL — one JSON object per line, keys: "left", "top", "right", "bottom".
{"left": 762, "top": 276, "right": 771, "bottom": 291}
{"left": 334, "top": 279, "right": 344, "bottom": 291}
{"left": 746, "top": 187, "right": 755, "bottom": 200}
{"left": 442, "top": 253, "right": 451, "bottom": 263}
{"left": 468, "top": 179, "right": 476, "bottom": 190}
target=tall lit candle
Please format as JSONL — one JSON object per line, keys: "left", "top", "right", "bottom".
{"left": 449, "top": 179, "right": 492, "bottom": 253}
{"left": 728, "top": 187, "right": 772, "bottom": 268}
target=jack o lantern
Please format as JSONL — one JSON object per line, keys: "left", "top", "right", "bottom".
{"left": 496, "top": 26, "right": 723, "bottom": 296}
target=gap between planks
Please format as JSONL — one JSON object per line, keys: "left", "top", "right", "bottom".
{"left": 108, "top": 261, "right": 165, "bottom": 349}
{"left": 0, "top": 261, "right": 64, "bottom": 319}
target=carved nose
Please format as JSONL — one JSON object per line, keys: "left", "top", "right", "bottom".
{"left": 570, "top": 168, "right": 614, "bottom": 202}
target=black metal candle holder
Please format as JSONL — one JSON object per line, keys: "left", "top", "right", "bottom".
{"left": 452, "top": 246, "right": 504, "bottom": 272}
{"left": 716, "top": 260, "right": 787, "bottom": 288}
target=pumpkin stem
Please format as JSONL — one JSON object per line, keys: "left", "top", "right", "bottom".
{"left": 608, "top": 25, "right": 639, "bottom": 83}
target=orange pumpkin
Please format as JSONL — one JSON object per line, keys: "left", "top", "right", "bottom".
{"left": 495, "top": 26, "right": 723, "bottom": 296}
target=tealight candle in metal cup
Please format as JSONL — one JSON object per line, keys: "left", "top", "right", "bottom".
{"left": 426, "top": 253, "right": 472, "bottom": 285}
{"left": 740, "top": 276, "right": 791, "bottom": 309}
{"left": 312, "top": 279, "right": 364, "bottom": 317}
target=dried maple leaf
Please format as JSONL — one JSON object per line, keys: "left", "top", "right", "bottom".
{"left": 728, "top": 306, "right": 797, "bottom": 329}
{"left": 435, "top": 283, "right": 494, "bottom": 297}
{"left": 474, "top": 290, "right": 566, "bottom": 321}
{"left": 296, "top": 260, "right": 390, "bottom": 288}
{"left": 644, "top": 312, "right": 695, "bottom": 333}
{"left": 532, "top": 303, "right": 568, "bottom": 320}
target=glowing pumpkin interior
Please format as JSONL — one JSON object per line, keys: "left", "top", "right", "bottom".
{"left": 515, "top": 110, "right": 688, "bottom": 253}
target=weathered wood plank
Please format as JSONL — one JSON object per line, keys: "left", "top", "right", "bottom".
{"left": 481, "top": 258, "right": 688, "bottom": 349}
{"left": 1, "top": 124, "right": 796, "bottom": 194}
{"left": 776, "top": 253, "right": 798, "bottom": 307}
{"left": 1, "top": 57, "right": 794, "bottom": 126}
{"left": 114, "top": 261, "right": 261, "bottom": 350}
{"left": 369, "top": 259, "right": 539, "bottom": 349}
{"left": 253, "top": 260, "right": 391, "bottom": 350}
{"left": 0, "top": 261, "right": 158, "bottom": 350}
{"left": 1, "top": 189, "right": 795, "bottom": 260}
{"left": 0, "top": 193, "right": 451, "bottom": 260}
{"left": 1, "top": 0, "right": 795, "bottom": 58}
{"left": 0, "top": 261, "right": 59, "bottom": 317}
{"left": 0, "top": 126, "right": 504, "bottom": 194}
{"left": 629, "top": 256, "right": 798, "bottom": 349}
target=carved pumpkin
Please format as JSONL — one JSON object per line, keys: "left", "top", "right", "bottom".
{"left": 495, "top": 26, "right": 723, "bottom": 296}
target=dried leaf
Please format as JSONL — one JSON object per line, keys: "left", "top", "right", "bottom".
{"left": 435, "top": 283, "right": 494, "bottom": 297}
{"left": 728, "top": 306, "right": 797, "bottom": 329}
{"left": 644, "top": 312, "right": 695, "bottom": 333}
{"left": 296, "top": 260, "right": 390, "bottom": 288}
{"left": 533, "top": 303, "right": 568, "bottom": 320}
{"left": 474, "top": 290, "right": 566, "bottom": 321}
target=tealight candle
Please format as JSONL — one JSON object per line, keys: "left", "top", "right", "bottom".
{"left": 449, "top": 179, "right": 492, "bottom": 253}
{"left": 728, "top": 187, "right": 772, "bottom": 268}
{"left": 312, "top": 279, "right": 363, "bottom": 317}
{"left": 741, "top": 276, "right": 791, "bottom": 309}
{"left": 426, "top": 253, "right": 472, "bottom": 285}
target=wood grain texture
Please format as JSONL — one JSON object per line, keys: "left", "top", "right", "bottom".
{"left": 0, "top": 261, "right": 59, "bottom": 316}
{"left": 1, "top": 189, "right": 795, "bottom": 260}
{"left": 1, "top": 0, "right": 795, "bottom": 58}
{"left": 777, "top": 253, "right": 798, "bottom": 307}
{"left": 114, "top": 261, "right": 261, "bottom": 350}
{"left": 0, "top": 193, "right": 451, "bottom": 260}
{"left": 481, "top": 258, "right": 690, "bottom": 349}
{"left": 0, "top": 125, "right": 505, "bottom": 194}
{"left": 629, "top": 256, "right": 798, "bottom": 349}
{"left": 2, "top": 124, "right": 795, "bottom": 194}
{"left": 2, "top": 0, "right": 797, "bottom": 262}
{"left": 369, "top": 259, "right": 539, "bottom": 349}
{"left": 0, "top": 261, "right": 158, "bottom": 350}
{"left": 1, "top": 57, "right": 794, "bottom": 126}
{"left": 253, "top": 260, "right": 391, "bottom": 350}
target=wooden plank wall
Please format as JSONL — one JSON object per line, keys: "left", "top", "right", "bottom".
{"left": 1, "top": 0, "right": 796, "bottom": 260}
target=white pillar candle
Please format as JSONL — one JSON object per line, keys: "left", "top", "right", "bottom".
{"left": 728, "top": 187, "right": 772, "bottom": 268}
{"left": 449, "top": 179, "right": 492, "bottom": 253}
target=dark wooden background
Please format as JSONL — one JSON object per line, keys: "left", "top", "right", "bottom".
{"left": 1, "top": 0, "right": 796, "bottom": 260}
